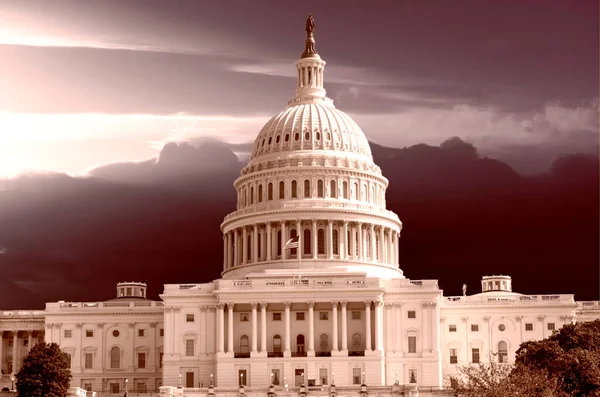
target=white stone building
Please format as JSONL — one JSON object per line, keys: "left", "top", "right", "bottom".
{"left": 0, "top": 14, "right": 598, "bottom": 397}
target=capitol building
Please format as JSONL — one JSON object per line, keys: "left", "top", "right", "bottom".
{"left": 1, "top": 15, "right": 598, "bottom": 397}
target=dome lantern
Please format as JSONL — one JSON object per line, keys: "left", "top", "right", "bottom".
{"left": 292, "top": 14, "right": 327, "bottom": 104}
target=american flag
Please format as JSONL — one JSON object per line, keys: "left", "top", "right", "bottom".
{"left": 284, "top": 236, "right": 300, "bottom": 250}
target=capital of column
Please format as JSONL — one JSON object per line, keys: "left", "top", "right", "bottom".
{"left": 440, "top": 317, "right": 446, "bottom": 323}
{"left": 331, "top": 301, "right": 338, "bottom": 308}
{"left": 227, "top": 303, "right": 235, "bottom": 310}
{"left": 515, "top": 316, "right": 523, "bottom": 322}
{"left": 461, "top": 317, "right": 468, "bottom": 322}
{"left": 308, "top": 301, "right": 315, "bottom": 308}
{"left": 150, "top": 323, "right": 157, "bottom": 328}
{"left": 364, "top": 301, "right": 371, "bottom": 308}
{"left": 260, "top": 302, "right": 268, "bottom": 309}
{"left": 97, "top": 323, "right": 103, "bottom": 328}
{"left": 128, "top": 323, "right": 135, "bottom": 328}
{"left": 216, "top": 303, "right": 226, "bottom": 310}
{"left": 384, "top": 303, "right": 394, "bottom": 309}
{"left": 394, "top": 303, "right": 402, "bottom": 308}
{"left": 76, "top": 323, "right": 83, "bottom": 328}
{"left": 369, "top": 224, "right": 375, "bottom": 231}
{"left": 340, "top": 301, "right": 347, "bottom": 308}
{"left": 284, "top": 302, "right": 291, "bottom": 309}
{"left": 173, "top": 307, "right": 181, "bottom": 313}
{"left": 164, "top": 307, "right": 173, "bottom": 313}
{"left": 483, "top": 316, "right": 491, "bottom": 322}
{"left": 373, "top": 300, "right": 384, "bottom": 307}
{"left": 200, "top": 306, "right": 207, "bottom": 313}
{"left": 559, "top": 315, "right": 568, "bottom": 320}
{"left": 251, "top": 302, "right": 258, "bottom": 309}
{"left": 538, "top": 315, "right": 545, "bottom": 321}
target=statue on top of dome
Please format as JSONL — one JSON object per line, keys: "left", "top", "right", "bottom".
{"left": 302, "top": 14, "right": 317, "bottom": 58}
{"left": 305, "top": 14, "right": 316, "bottom": 37}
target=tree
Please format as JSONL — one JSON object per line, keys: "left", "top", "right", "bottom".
{"left": 16, "top": 342, "right": 72, "bottom": 397}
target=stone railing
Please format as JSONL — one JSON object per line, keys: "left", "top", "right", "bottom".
{"left": 46, "top": 301, "right": 165, "bottom": 311}
{"left": 443, "top": 294, "right": 575, "bottom": 305}
{"left": 0, "top": 311, "right": 45, "bottom": 319}
{"left": 578, "top": 301, "right": 600, "bottom": 309}
{"left": 218, "top": 277, "right": 381, "bottom": 291}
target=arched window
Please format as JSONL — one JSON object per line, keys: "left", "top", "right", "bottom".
{"left": 240, "top": 335, "right": 249, "bottom": 353}
{"left": 343, "top": 181, "right": 348, "bottom": 199}
{"left": 317, "top": 180, "right": 324, "bottom": 197}
{"left": 291, "top": 180, "right": 298, "bottom": 198}
{"left": 319, "top": 334, "right": 329, "bottom": 351}
{"left": 304, "top": 179, "right": 311, "bottom": 198}
{"left": 250, "top": 186, "right": 254, "bottom": 205}
{"left": 290, "top": 229, "right": 298, "bottom": 257}
{"left": 317, "top": 229, "right": 325, "bottom": 255}
{"left": 375, "top": 234, "right": 379, "bottom": 261}
{"left": 332, "top": 229, "right": 339, "bottom": 255}
{"left": 296, "top": 334, "right": 305, "bottom": 353}
{"left": 277, "top": 230, "right": 282, "bottom": 257}
{"left": 352, "top": 333, "right": 362, "bottom": 351}
{"left": 303, "top": 229, "right": 311, "bottom": 256}
{"left": 258, "top": 185, "right": 263, "bottom": 202}
{"left": 273, "top": 335, "right": 282, "bottom": 353}
{"left": 268, "top": 183, "right": 273, "bottom": 200}
{"left": 354, "top": 182, "right": 359, "bottom": 200}
{"left": 279, "top": 181, "right": 285, "bottom": 199}
{"left": 330, "top": 180, "right": 336, "bottom": 198}
{"left": 110, "top": 346, "right": 120, "bottom": 369}
{"left": 247, "top": 234, "right": 252, "bottom": 261}
{"left": 498, "top": 341, "right": 508, "bottom": 363}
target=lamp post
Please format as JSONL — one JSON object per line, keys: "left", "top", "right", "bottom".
{"left": 210, "top": 373, "right": 214, "bottom": 387}
{"left": 240, "top": 372, "right": 244, "bottom": 387}
{"left": 331, "top": 372, "right": 335, "bottom": 385}
{"left": 179, "top": 373, "right": 182, "bottom": 388}
{"left": 362, "top": 371, "right": 366, "bottom": 385}
{"left": 10, "top": 374, "right": 14, "bottom": 391}
{"left": 125, "top": 378, "right": 128, "bottom": 395}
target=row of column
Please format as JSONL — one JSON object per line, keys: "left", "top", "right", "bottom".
{"left": 0, "top": 330, "right": 38, "bottom": 375}
{"left": 214, "top": 301, "right": 385, "bottom": 354}
{"left": 223, "top": 221, "right": 399, "bottom": 269}
{"left": 299, "top": 65, "right": 323, "bottom": 88}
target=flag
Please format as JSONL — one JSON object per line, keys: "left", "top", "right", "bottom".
{"left": 284, "top": 236, "right": 299, "bottom": 250}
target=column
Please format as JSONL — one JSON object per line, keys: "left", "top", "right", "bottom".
{"left": 296, "top": 220, "right": 302, "bottom": 258}
{"left": 341, "top": 301, "right": 348, "bottom": 352}
{"left": 350, "top": 224, "right": 356, "bottom": 259}
{"left": 395, "top": 304, "right": 402, "bottom": 353}
{"left": 342, "top": 221, "right": 348, "bottom": 260}
{"left": 375, "top": 301, "right": 384, "bottom": 352}
{"left": 173, "top": 308, "right": 180, "bottom": 355}
{"left": 379, "top": 227, "right": 385, "bottom": 263}
{"left": 308, "top": 302, "right": 315, "bottom": 354}
{"left": 129, "top": 323, "right": 135, "bottom": 367}
{"left": 227, "top": 232, "right": 233, "bottom": 268}
{"left": 370, "top": 224, "right": 376, "bottom": 262}
{"left": 284, "top": 303, "right": 291, "bottom": 354}
{"left": 233, "top": 230, "right": 239, "bottom": 267}
{"left": 327, "top": 221, "right": 333, "bottom": 259}
{"left": 217, "top": 304, "right": 225, "bottom": 353}
{"left": 0, "top": 331, "right": 3, "bottom": 374}
{"left": 312, "top": 220, "right": 318, "bottom": 259}
{"left": 432, "top": 303, "right": 439, "bottom": 353}
{"left": 223, "top": 235, "right": 227, "bottom": 269}
{"left": 357, "top": 223, "right": 363, "bottom": 260}
{"left": 242, "top": 228, "right": 248, "bottom": 265}
{"left": 253, "top": 225, "right": 258, "bottom": 263}
{"left": 200, "top": 307, "right": 207, "bottom": 354}
{"left": 12, "top": 331, "right": 18, "bottom": 373}
{"left": 260, "top": 226, "right": 266, "bottom": 261}
{"left": 260, "top": 303, "right": 267, "bottom": 353}
{"left": 227, "top": 304, "right": 234, "bottom": 354}
{"left": 251, "top": 303, "right": 258, "bottom": 353}
{"left": 280, "top": 221, "right": 286, "bottom": 260}
{"left": 164, "top": 308, "right": 172, "bottom": 355}
{"left": 387, "top": 229, "right": 393, "bottom": 264}
{"left": 266, "top": 223, "right": 272, "bottom": 261}
{"left": 27, "top": 331, "right": 32, "bottom": 353}
{"left": 364, "top": 302, "right": 371, "bottom": 352}
{"left": 395, "top": 231, "right": 400, "bottom": 265}
{"left": 331, "top": 302, "right": 338, "bottom": 352}
{"left": 385, "top": 304, "right": 393, "bottom": 353}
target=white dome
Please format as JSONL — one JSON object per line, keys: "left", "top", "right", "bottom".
{"left": 250, "top": 102, "right": 373, "bottom": 160}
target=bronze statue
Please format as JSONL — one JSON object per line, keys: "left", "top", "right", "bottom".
{"left": 305, "top": 14, "right": 315, "bottom": 37}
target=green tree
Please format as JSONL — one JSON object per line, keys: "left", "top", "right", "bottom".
{"left": 16, "top": 342, "right": 72, "bottom": 397}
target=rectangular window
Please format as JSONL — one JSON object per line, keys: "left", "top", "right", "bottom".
{"left": 525, "top": 323, "right": 533, "bottom": 331}
{"left": 85, "top": 330, "right": 94, "bottom": 338}
{"left": 319, "top": 368, "right": 328, "bottom": 385}
{"left": 159, "top": 352, "right": 163, "bottom": 368}
{"left": 185, "top": 339, "right": 194, "bottom": 356}
{"left": 548, "top": 323, "right": 556, "bottom": 331}
{"left": 472, "top": 348, "right": 480, "bottom": 364}
{"left": 408, "top": 369, "right": 417, "bottom": 383}
{"left": 271, "top": 369, "right": 280, "bottom": 385}
{"left": 407, "top": 310, "right": 416, "bottom": 319}
{"left": 64, "top": 330, "right": 72, "bottom": 338}
{"left": 352, "top": 311, "right": 361, "bottom": 320}
{"left": 408, "top": 336, "right": 417, "bottom": 353}
{"left": 66, "top": 354, "right": 72, "bottom": 368}
{"left": 471, "top": 324, "right": 479, "bottom": 332}
{"left": 160, "top": 328, "right": 164, "bottom": 337}
{"left": 296, "top": 312, "right": 305, "bottom": 321}
{"left": 138, "top": 352, "right": 146, "bottom": 368}
{"left": 186, "top": 372, "right": 194, "bottom": 388}
{"left": 84, "top": 383, "right": 92, "bottom": 392}
{"left": 137, "top": 383, "right": 147, "bottom": 393}
{"left": 240, "top": 313, "right": 249, "bottom": 322}
{"left": 85, "top": 353, "right": 93, "bottom": 369}
{"left": 110, "top": 383, "right": 120, "bottom": 393}
{"left": 352, "top": 368, "right": 362, "bottom": 385}
{"left": 449, "top": 324, "right": 457, "bottom": 332}
{"left": 450, "top": 348, "right": 458, "bottom": 364}
{"left": 138, "top": 329, "right": 146, "bottom": 337}
{"left": 273, "top": 312, "right": 282, "bottom": 321}
{"left": 319, "top": 312, "right": 329, "bottom": 320}
{"left": 186, "top": 314, "right": 195, "bottom": 322}
{"left": 239, "top": 369, "right": 247, "bottom": 386}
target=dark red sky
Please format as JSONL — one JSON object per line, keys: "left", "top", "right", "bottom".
{"left": 0, "top": 0, "right": 598, "bottom": 175}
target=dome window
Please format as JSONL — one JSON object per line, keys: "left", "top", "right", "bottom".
{"left": 330, "top": 180, "right": 337, "bottom": 198}
{"left": 304, "top": 180, "right": 311, "bottom": 198}
{"left": 317, "top": 180, "right": 324, "bottom": 198}
{"left": 258, "top": 185, "right": 263, "bottom": 203}
{"left": 261, "top": 139, "right": 265, "bottom": 147}
{"left": 316, "top": 132, "right": 321, "bottom": 140}
{"left": 305, "top": 132, "right": 310, "bottom": 140}
{"left": 326, "top": 132, "right": 331, "bottom": 141}
{"left": 279, "top": 181, "right": 285, "bottom": 199}
{"left": 291, "top": 180, "right": 298, "bottom": 198}
{"left": 268, "top": 183, "right": 274, "bottom": 200}
{"left": 276, "top": 135, "right": 281, "bottom": 144}
{"left": 268, "top": 137, "right": 272, "bottom": 145}
{"left": 498, "top": 324, "right": 506, "bottom": 332}
{"left": 294, "top": 132, "right": 300, "bottom": 141}
{"left": 284, "top": 134, "right": 290, "bottom": 142}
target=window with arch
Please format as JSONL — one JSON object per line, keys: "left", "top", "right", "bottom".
{"left": 273, "top": 335, "right": 282, "bottom": 353}
{"left": 304, "top": 179, "right": 311, "bottom": 198}
{"left": 354, "top": 182, "right": 359, "bottom": 200}
{"left": 319, "top": 334, "right": 329, "bottom": 351}
{"left": 279, "top": 181, "right": 285, "bottom": 199}
{"left": 291, "top": 180, "right": 298, "bottom": 198}
{"left": 332, "top": 229, "right": 339, "bottom": 255}
{"left": 247, "top": 234, "right": 252, "bottom": 261}
{"left": 258, "top": 185, "right": 263, "bottom": 202}
{"left": 110, "top": 346, "right": 120, "bottom": 369}
{"left": 330, "top": 180, "right": 336, "bottom": 198}
{"left": 351, "top": 333, "right": 362, "bottom": 351}
{"left": 296, "top": 334, "right": 305, "bottom": 353}
{"left": 317, "top": 180, "right": 324, "bottom": 197}
{"left": 250, "top": 186, "right": 254, "bottom": 205}
{"left": 317, "top": 229, "right": 325, "bottom": 255}
{"left": 303, "top": 229, "right": 311, "bottom": 256}
{"left": 277, "top": 230, "right": 282, "bottom": 257}
{"left": 240, "top": 335, "right": 249, "bottom": 353}
{"left": 343, "top": 181, "right": 348, "bottom": 199}
{"left": 268, "top": 183, "right": 273, "bottom": 200}
{"left": 290, "top": 229, "right": 298, "bottom": 257}
{"left": 375, "top": 234, "right": 379, "bottom": 261}
{"left": 498, "top": 341, "right": 508, "bottom": 363}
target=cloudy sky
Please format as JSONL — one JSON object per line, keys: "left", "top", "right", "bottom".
{"left": 0, "top": 0, "right": 598, "bottom": 177}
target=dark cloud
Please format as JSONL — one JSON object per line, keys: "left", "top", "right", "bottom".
{"left": 0, "top": 139, "right": 597, "bottom": 309}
